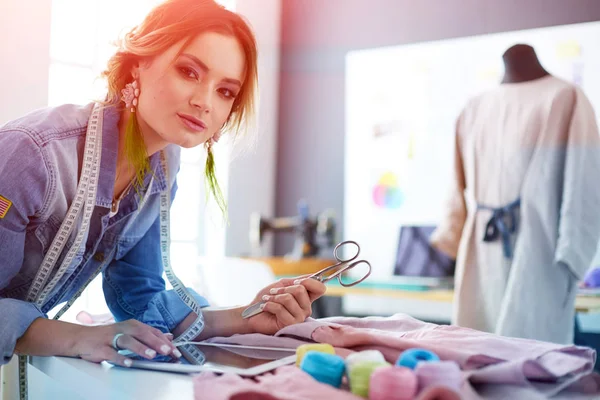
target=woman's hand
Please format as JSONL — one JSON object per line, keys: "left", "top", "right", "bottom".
{"left": 73, "top": 319, "right": 180, "bottom": 367}
{"left": 244, "top": 277, "right": 327, "bottom": 335}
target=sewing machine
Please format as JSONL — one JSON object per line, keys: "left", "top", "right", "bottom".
{"left": 249, "top": 200, "right": 336, "bottom": 260}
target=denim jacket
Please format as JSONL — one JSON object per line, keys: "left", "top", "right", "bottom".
{"left": 0, "top": 103, "right": 209, "bottom": 364}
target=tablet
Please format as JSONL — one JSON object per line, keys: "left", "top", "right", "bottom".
{"left": 120, "top": 343, "right": 297, "bottom": 376}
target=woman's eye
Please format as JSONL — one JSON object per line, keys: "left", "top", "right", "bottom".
{"left": 218, "top": 88, "right": 237, "bottom": 99}
{"left": 179, "top": 66, "right": 198, "bottom": 80}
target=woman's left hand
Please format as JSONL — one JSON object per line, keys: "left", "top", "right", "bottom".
{"left": 244, "top": 277, "right": 327, "bottom": 335}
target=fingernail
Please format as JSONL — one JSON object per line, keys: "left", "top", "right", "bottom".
{"left": 124, "top": 359, "right": 132, "bottom": 367}
{"left": 164, "top": 333, "right": 174, "bottom": 339}
{"left": 160, "top": 345, "right": 171, "bottom": 354}
{"left": 173, "top": 349, "right": 182, "bottom": 358}
{"left": 262, "top": 295, "right": 270, "bottom": 301}
{"left": 145, "top": 349, "right": 157, "bottom": 358}
{"left": 269, "top": 288, "right": 278, "bottom": 295}
{"left": 260, "top": 303, "right": 265, "bottom": 310}
{"left": 294, "top": 279, "right": 302, "bottom": 285}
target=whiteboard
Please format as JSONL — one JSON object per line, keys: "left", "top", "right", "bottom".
{"left": 344, "top": 21, "right": 600, "bottom": 279}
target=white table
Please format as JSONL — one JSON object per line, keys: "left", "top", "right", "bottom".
{"left": 29, "top": 356, "right": 194, "bottom": 400}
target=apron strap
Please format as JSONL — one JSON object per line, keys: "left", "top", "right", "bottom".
{"left": 477, "top": 198, "right": 521, "bottom": 259}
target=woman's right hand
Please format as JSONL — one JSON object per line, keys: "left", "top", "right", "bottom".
{"left": 73, "top": 319, "right": 181, "bottom": 367}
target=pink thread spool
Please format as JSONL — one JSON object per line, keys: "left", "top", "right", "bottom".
{"left": 368, "top": 366, "right": 418, "bottom": 400}
{"left": 415, "top": 361, "right": 461, "bottom": 393}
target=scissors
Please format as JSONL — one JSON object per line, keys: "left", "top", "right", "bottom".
{"left": 241, "top": 240, "right": 371, "bottom": 319}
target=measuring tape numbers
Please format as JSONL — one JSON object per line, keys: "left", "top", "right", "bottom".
{"left": 158, "top": 151, "right": 205, "bottom": 344}
{"left": 18, "top": 104, "right": 206, "bottom": 399}
{"left": 19, "top": 104, "right": 103, "bottom": 400}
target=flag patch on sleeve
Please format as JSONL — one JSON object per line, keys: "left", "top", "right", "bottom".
{"left": 0, "top": 195, "right": 12, "bottom": 218}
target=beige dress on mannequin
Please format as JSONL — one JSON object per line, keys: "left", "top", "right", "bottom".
{"left": 431, "top": 75, "right": 600, "bottom": 344}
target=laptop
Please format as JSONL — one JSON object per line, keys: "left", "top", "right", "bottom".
{"left": 392, "top": 225, "right": 455, "bottom": 288}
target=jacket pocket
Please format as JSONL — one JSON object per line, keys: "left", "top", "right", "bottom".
{"left": 34, "top": 214, "right": 84, "bottom": 274}
{"left": 115, "top": 236, "right": 143, "bottom": 260}
{"left": 0, "top": 276, "right": 32, "bottom": 299}
{"left": 35, "top": 214, "right": 75, "bottom": 252}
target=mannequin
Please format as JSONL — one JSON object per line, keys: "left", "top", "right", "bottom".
{"left": 501, "top": 44, "right": 549, "bottom": 83}
{"left": 431, "top": 43, "right": 600, "bottom": 344}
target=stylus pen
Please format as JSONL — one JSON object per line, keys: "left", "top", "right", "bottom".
{"left": 117, "top": 342, "right": 296, "bottom": 357}
{"left": 173, "top": 342, "right": 296, "bottom": 351}
{"left": 115, "top": 341, "right": 199, "bottom": 357}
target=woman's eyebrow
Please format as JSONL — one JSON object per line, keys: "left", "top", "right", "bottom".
{"left": 180, "top": 53, "right": 241, "bottom": 87}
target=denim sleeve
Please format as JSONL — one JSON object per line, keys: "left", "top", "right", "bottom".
{"left": 0, "top": 130, "right": 49, "bottom": 364}
{"left": 102, "top": 182, "right": 209, "bottom": 334}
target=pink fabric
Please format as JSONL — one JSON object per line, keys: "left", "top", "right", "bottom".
{"left": 416, "top": 386, "right": 462, "bottom": 400}
{"left": 202, "top": 314, "right": 599, "bottom": 399}
{"left": 416, "top": 361, "right": 462, "bottom": 392}
{"left": 193, "top": 366, "right": 362, "bottom": 400}
{"left": 193, "top": 368, "right": 465, "bottom": 400}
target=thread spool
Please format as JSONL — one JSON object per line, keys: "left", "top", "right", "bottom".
{"left": 300, "top": 351, "right": 346, "bottom": 388}
{"left": 345, "top": 350, "right": 386, "bottom": 370}
{"left": 347, "top": 361, "right": 390, "bottom": 398}
{"left": 396, "top": 348, "right": 440, "bottom": 370}
{"left": 368, "top": 366, "right": 418, "bottom": 400}
{"left": 415, "top": 361, "right": 461, "bottom": 393}
{"left": 295, "top": 343, "right": 335, "bottom": 367}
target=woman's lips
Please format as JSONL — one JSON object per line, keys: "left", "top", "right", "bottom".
{"left": 177, "top": 113, "right": 207, "bottom": 132}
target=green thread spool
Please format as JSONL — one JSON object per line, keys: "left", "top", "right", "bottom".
{"left": 348, "top": 361, "right": 390, "bottom": 398}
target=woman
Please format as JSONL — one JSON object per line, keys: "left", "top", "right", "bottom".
{"left": 0, "top": 0, "right": 326, "bottom": 373}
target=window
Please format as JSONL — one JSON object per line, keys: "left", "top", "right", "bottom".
{"left": 48, "top": 0, "right": 235, "bottom": 320}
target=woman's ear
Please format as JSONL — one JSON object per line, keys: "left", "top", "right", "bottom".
{"left": 130, "top": 61, "right": 141, "bottom": 81}
{"left": 130, "top": 58, "right": 151, "bottom": 80}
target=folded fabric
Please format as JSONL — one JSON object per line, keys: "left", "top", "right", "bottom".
{"left": 205, "top": 313, "right": 599, "bottom": 399}
{"left": 193, "top": 366, "right": 362, "bottom": 400}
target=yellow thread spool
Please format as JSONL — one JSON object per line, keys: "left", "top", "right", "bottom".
{"left": 296, "top": 343, "right": 335, "bottom": 367}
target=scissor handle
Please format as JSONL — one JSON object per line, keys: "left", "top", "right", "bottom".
{"left": 334, "top": 240, "right": 360, "bottom": 263}
{"left": 335, "top": 259, "right": 372, "bottom": 287}
{"left": 307, "top": 240, "right": 370, "bottom": 286}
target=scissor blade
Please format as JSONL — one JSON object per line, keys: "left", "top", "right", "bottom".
{"left": 241, "top": 301, "right": 264, "bottom": 319}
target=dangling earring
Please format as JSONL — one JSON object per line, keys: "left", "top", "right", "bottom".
{"left": 211, "top": 128, "right": 223, "bottom": 144}
{"left": 121, "top": 79, "right": 150, "bottom": 191}
{"left": 121, "top": 80, "right": 139, "bottom": 113}
{"left": 204, "top": 138, "right": 227, "bottom": 217}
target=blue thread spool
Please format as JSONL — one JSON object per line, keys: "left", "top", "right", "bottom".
{"left": 300, "top": 351, "right": 346, "bottom": 388}
{"left": 396, "top": 348, "right": 440, "bottom": 370}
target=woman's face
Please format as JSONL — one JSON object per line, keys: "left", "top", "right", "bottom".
{"left": 134, "top": 31, "right": 245, "bottom": 150}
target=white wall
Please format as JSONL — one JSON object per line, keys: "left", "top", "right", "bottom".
{"left": 225, "top": 0, "right": 281, "bottom": 257}
{"left": 0, "top": 0, "right": 52, "bottom": 125}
